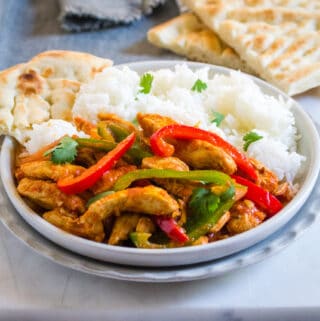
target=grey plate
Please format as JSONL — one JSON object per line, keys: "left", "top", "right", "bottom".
{"left": 0, "top": 164, "right": 319, "bottom": 282}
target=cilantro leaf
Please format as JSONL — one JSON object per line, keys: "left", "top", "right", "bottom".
{"left": 185, "top": 187, "right": 236, "bottom": 240}
{"left": 191, "top": 79, "right": 207, "bottom": 93}
{"left": 44, "top": 136, "right": 78, "bottom": 164}
{"left": 243, "top": 131, "right": 263, "bottom": 151}
{"left": 211, "top": 111, "right": 225, "bottom": 127}
{"left": 186, "top": 188, "right": 220, "bottom": 230}
{"left": 189, "top": 188, "right": 220, "bottom": 216}
{"left": 139, "top": 73, "right": 154, "bottom": 94}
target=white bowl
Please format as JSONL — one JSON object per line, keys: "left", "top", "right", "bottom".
{"left": 1, "top": 61, "right": 320, "bottom": 267}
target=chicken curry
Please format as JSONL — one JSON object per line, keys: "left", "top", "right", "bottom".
{"left": 15, "top": 113, "right": 295, "bottom": 248}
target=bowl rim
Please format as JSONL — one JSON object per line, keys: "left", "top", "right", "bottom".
{"left": 1, "top": 60, "right": 320, "bottom": 260}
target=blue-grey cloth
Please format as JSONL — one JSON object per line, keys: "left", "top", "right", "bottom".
{"left": 59, "top": 0, "right": 167, "bottom": 32}
{"left": 0, "top": 0, "right": 180, "bottom": 71}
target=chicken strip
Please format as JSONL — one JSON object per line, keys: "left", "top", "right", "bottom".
{"left": 135, "top": 217, "right": 156, "bottom": 234}
{"left": 142, "top": 156, "right": 196, "bottom": 200}
{"left": 209, "top": 211, "right": 231, "bottom": 233}
{"left": 137, "top": 113, "right": 236, "bottom": 174}
{"left": 76, "top": 147, "right": 100, "bottom": 167}
{"left": 250, "top": 158, "right": 279, "bottom": 193}
{"left": 17, "top": 178, "right": 86, "bottom": 213}
{"left": 98, "top": 112, "right": 137, "bottom": 133}
{"left": 108, "top": 213, "right": 140, "bottom": 245}
{"left": 44, "top": 207, "right": 79, "bottom": 219}
{"left": 227, "top": 200, "right": 266, "bottom": 235}
{"left": 142, "top": 156, "right": 189, "bottom": 171}
{"left": 43, "top": 185, "right": 179, "bottom": 242}
{"left": 175, "top": 140, "right": 236, "bottom": 174}
{"left": 137, "top": 113, "right": 175, "bottom": 138}
{"left": 74, "top": 117, "right": 100, "bottom": 139}
{"left": 18, "top": 161, "right": 85, "bottom": 181}
{"left": 273, "top": 182, "right": 297, "bottom": 203}
{"left": 192, "top": 236, "right": 209, "bottom": 246}
{"left": 92, "top": 165, "right": 137, "bottom": 194}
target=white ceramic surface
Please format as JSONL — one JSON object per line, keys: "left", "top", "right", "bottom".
{"left": 1, "top": 61, "right": 320, "bottom": 267}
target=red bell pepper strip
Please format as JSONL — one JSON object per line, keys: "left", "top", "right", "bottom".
{"left": 149, "top": 124, "right": 257, "bottom": 181}
{"left": 155, "top": 217, "right": 189, "bottom": 243}
{"left": 57, "top": 133, "right": 136, "bottom": 194}
{"left": 232, "top": 175, "right": 283, "bottom": 217}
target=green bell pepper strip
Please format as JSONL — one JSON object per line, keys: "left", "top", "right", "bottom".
{"left": 75, "top": 138, "right": 116, "bottom": 151}
{"left": 130, "top": 232, "right": 166, "bottom": 249}
{"left": 101, "top": 123, "right": 153, "bottom": 165}
{"left": 113, "top": 169, "right": 233, "bottom": 191}
{"left": 106, "top": 123, "right": 131, "bottom": 141}
{"left": 97, "top": 122, "right": 115, "bottom": 142}
{"left": 76, "top": 135, "right": 151, "bottom": 165}
{"left": 124, "top": 143, "right": 153, "bottom": 165}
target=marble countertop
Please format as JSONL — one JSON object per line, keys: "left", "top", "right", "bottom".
{"left": 1, "top": 0, "right": 320, "bottom": 320}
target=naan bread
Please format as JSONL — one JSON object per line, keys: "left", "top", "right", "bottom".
{"left": 184, "top": 0, "right": 320, "bottom": 95}
{"left": 147, "top": 13, "right": 254, "bottom": 74}
{"left": 0, "top": 50, "right": 112, "bottom": 142}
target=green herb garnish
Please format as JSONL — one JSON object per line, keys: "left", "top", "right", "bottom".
{"left": 139, "top": 73, "right": 154, "bottom": 94}
{"left": 44, "top": 136, "right": 78, "bottom": 164}
{"left": 191, "top": 79, "right": 207, "bottom": 93}
{"left": 211, "top": 111, "right": 225, "bottom": 127}
{"left": 243, "top": 131, "right": 263, "bottom": 151}
{"left": 188, "top": 188, "right": 220, "bottom": 224}
{"left": 185, "top": 186, "right": 235, "bottom": 241}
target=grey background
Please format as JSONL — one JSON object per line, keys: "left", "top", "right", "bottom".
{"left": 0, "top": 0, "right": 180, "bottom": 70}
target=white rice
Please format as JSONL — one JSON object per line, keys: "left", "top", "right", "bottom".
{"left": 33, "top": 64, "right": 305, "bottom": 183}
{"left": 24, "top": 120, "right": 87, "bottom": 154}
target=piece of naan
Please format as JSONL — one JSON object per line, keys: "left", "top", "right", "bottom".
{"left": 184, "top": 0, "right": 320, "bottom": 95}
{"left": 0, "top": 50, "right": 112, "bottom": 142}
{"left": 148, "top": 12, "right": 254, "bottom": 74}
